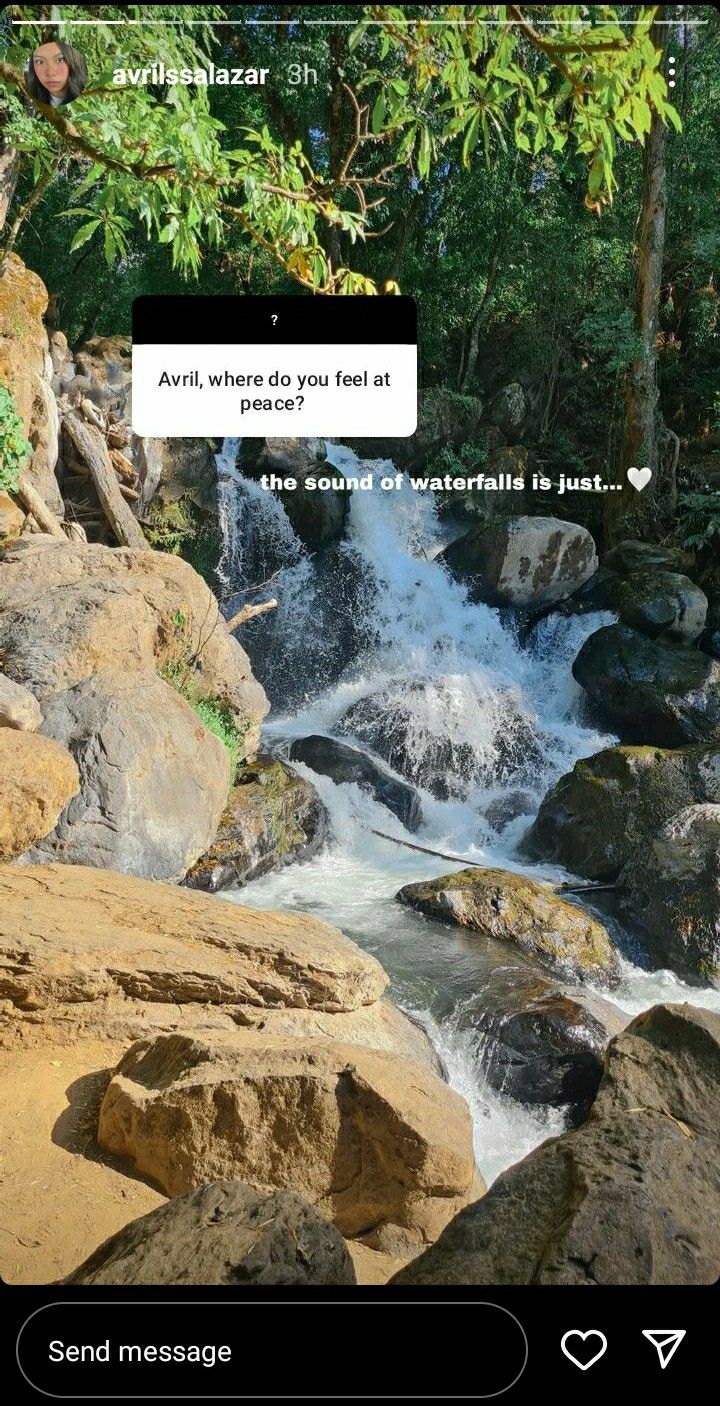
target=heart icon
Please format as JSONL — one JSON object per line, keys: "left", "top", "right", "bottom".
{"left": 561, "top": 1329, "right": 608, "bottom": 1372}
{"left": 627, "top": 466, "right": 652, "bottom": 492}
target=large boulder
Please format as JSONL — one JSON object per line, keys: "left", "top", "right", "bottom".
{"left": 393, "top": 1003, "right": 720, "bottom": 1285}
{"left": 609, "top": 570, "right": 707, "bottom": 642}
{"left": 0, "top": 536, "right": 268, "bottom": 753}
{"left": 186, "top": 757, "right": 327, "bottom": 893}
{"left": 0, "top": 253, "right": 62, "bottom": 512}
{"left": 0, "top": 863, "right": 388, "bottom": 1046}
{"left": 337, "top": 680, "right": 545, "bottom": 802}
{"left": 241, "top": 438, "right": 348, "bottom": 551}
{"left": 30, "top": 668, "right": 230, "bottom": 881}
{"left": 64, "top": 1181, "right": 356, "bottom": 1286}
{"left": 573, "top": 624, "right": 720, "bottom": 746}
{"left": 0, "top": 731, "right": 79, "bottom": 861}
{"left": 602, "top": 539, "right": 696, "bottom": 577}
{"left": 98, "top": 1031, "right": 479, "bottom": 1251}
{"left": 0, "top": 672, "right": 42, "bottom": 731}
{"left": 443, "top": 516, "right": 597, "bottom": 609}
{"left": 397, "top": 868, "right": 619, "bottom": 983}
{"left": 486, "top": 383, "right": 527, "bottom": 442}
{"left": 618, "top": 804, "right": 720, "bottom": 986}
{"left": 523, "top": 743, "right": 720, "bottom": 880}
{"left": 469, "top": 971, "right": 627, "bottom": 1125}
{"left": 289, "top": 734, "right": 423, "bottom": 831}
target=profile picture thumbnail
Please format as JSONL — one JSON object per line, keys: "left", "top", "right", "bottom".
{"left": 25, "top": 40, "right": 87, "bottom": 107}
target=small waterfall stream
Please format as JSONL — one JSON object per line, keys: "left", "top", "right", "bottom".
{"left": 214, "top": 440, "right": 720, "bottom": 1185}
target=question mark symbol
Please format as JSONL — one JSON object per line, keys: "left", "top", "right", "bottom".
{"left": 296, "top": 395, "right": 304, "bottom": 410}
{"left": 271, "top": 313, "right": 278, "bottom": 326}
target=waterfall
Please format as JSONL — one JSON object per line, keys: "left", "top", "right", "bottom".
{"left": 216, "top": 442, "right": 720, "bottom": 1185}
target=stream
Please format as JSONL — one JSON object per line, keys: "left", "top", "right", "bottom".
{"left": 215, "top": 439, "right": 720, "bottom": 1186}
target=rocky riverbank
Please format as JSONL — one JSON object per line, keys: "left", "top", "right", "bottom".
{"left": 1, "top": 250, "right": 720, "bottom": 1286}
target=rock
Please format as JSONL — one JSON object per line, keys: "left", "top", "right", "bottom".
{"left": 443, "top": 516, "right": 597, "bottom": 609}
{"left": 241, "top": 438, "right": 348, "bottom": 551}
{"left": 484, "top": 791, "right": 535, "bottom": 832}
{"left": 64, "top": 1181, "right": 356, "bottom": 1286}
{"left": 610, "top": 570, "right": 707, "bottom": 641}
{"left": 602, "top": 539, "right": 696, "bottom": 577}
{"left": 343, "top": 388, "right": 484, "bottom": 471}
{"left": 186, "top": 758, "right": 327, "bottom": 893}
{"left": 289, "top": 735, "right": 423, "bottom": 831}
{"left": 132, "top": 438, "right": 221, "bottom": 580}
{"left": 487, "top": 383, "right": 527, "bottom": 442}
{"left": 0, "top": 672, "right": 42, "bottom": 731}
{"left": 393, "top": 1003, "right": 720, "bottom": 1285}
{"left": 0, "top": 254, "right": 62, "bottom": 513}
{"left": 337, "top": 681, "right": 545, "bottom": 802}
{"left": 618, "top": 804, "right": 720, "bottom": 986}
{"left": 237, "top": 999, "right": 446, "bottom": 1080}
{"left": 30, "top": 669, "right": 230, "bottom": 881}
{"left": 523, "top": 743, "right": 720, "bottom": 880}
{"left": 701, "top": 594, "right": 720, "bottom": 661}
{"left": 0, "top": 490, "right": 25, "bottom": 545}
{"left": 69, "top": 336, "right": 132, "bottom": 416}
{"left": 98, "top": 1031, "right": 478, "bottom": 1248}
{"left": 0, "top": 536, "right": 268, "bottom": 754}
{"left": 0, "top": 863, "right": 387, "bottom": 1043}
{"left": 573, "top": 624, "right": 720, "bottom": 746}
{"left": 397, "top": 868, "right": 619, "bottom": 983}
{"left": 0, "top": 732, "right": 79, "bottom": 861}
{"left": 469, "top": 971, "right": 627, "bottom": 1124}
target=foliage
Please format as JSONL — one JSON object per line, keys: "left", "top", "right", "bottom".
{"left": 0, "top": 4, "right": 680, "bottom": 294}
{"left": 0, "top": 384, "right": 31, "bottom": 493}
{"left": 160, "top": 606, "right": 245, "bottom": 780}
{"left": 677, "top": 491, "right": 720, "bottom": 554}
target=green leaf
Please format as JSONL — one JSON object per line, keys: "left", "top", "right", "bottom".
{"left": 68, "top": 219, "right": 101, "bottom": 252}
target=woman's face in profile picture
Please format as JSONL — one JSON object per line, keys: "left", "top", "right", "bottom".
{"left": 32, "top": 43, "right": 70, "bottom": 100}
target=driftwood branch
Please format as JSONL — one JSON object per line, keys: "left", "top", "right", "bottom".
{"left": 63, "top": 411, "right": 149, "bottom": 550}
{"left": 369, "top": 829, "right": 484, "bottom": 867}
{"left": 16, "top": 477, "right": 66, "bottom": 539}
{"left": 226, "top": 598, "right": 278, "bottom": 632}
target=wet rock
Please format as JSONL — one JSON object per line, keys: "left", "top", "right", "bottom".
{"left": 289, "top": 734, "right": 423, "bottom": 831}
{"left": 618, "top": 804, "right": 720, "bottom": 986}
{"left": 30, "top": 668, "right": 230, "bottom": 882}
{"left": 443, "top": 516, "right": 597, "bottom": 609}
{"left": 573, "top": 624, "right": 720, "bottom": 746}
{"left": 0, "top": 672, "right": 42, "bottom": 731}
{"left": 98, "top": 1031, "right": 478, "bottom": 1249}
{"left": 700, "top": 594, "right": 720, "bottom": 661}
{"left": 484, "top": 791, "right": 535, "bottom": 833}
{"left": 470, "top": 971, "right": 627, "bottom": 1124}
{"left": 609, "top": 570, "right": 707, "bottom": 641}
{"left": 0, "top": 731, "right": 79, "bottom": 861}
{"left": 186, "top": 757, "right": 327, "bottom": 892}
{"left": 602, "top": 540, "right": 696, "bottom": 577}
{"left": 242, "top": 438, "right": 348, "bottom": 551}
{"left": 64, "top": 1181, "right": 356, "bottom": 1286}
{"left": 338, "top": 681, "right": 546, "bottom": 802}
{"left": 523, "top": 743, "right": 720, "bottom": 880}
{"left": 397, "top": 868, "right": 619, "bottom": 983}
{"left": 393, "top": 1004, "right": 720, "bottom": 1285}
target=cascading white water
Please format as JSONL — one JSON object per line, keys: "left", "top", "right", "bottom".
{"left": 217, "top": 443, "right": 720, "bottom": 1185}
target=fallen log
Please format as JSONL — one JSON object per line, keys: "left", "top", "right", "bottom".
{"left": 16, "top": 477, "right": 66, "bottom": 539}
{"left": 63, "top": 411, "right": 149, "bottom": 550}
{"left": 226, "top": 597, "right": 278, "bottom": 632}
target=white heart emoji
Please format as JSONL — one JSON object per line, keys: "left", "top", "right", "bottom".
{"left": 561, "top": 1329, "right": 608, "bottom": 1372}
{"left": 627, "top": 466, "right": 652, "bottom": 492}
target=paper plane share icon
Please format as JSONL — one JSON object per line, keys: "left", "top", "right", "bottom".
{"left": 642, "top": 1330, "right": 686, "bottom": 1369}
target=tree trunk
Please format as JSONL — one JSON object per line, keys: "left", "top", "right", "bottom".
{"left": 63, "top": 412, "right": 149, "bottom": 550}
{"left": 604, "top": 19, "right": 668, "bottom": 542}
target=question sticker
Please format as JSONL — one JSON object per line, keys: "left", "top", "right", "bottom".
{"left": 131, "top": 295, "right": 417, "bottom": 437}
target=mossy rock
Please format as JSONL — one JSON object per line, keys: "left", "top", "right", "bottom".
{"left": 523, "top": 743, "right": 720, "bottom": 880}
{"left": 185, "top": 756, "right": 327, "bottom": 892}
{"left": 397, "top": 867, "right": 619, "bottom": 984}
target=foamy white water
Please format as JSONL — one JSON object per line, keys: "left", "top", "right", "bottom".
{"left": 218, "top": 442, "right": 720, "bottom": 1185}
